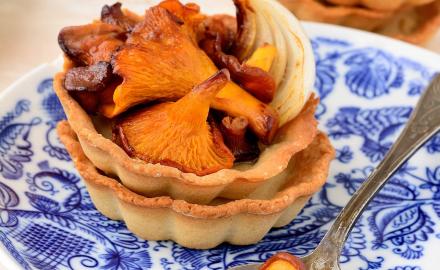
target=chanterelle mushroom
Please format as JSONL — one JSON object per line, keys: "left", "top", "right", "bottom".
{"left": 58, "top": 22, "right": 125, "bottom": 66}
{"left": 108, "top": 5, "right": 279, "bottom": 144}
{"left": 114, "top": 69, "right": 234, "bottom": 176}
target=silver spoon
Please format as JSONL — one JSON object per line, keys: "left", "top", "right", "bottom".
{"left": 230, "top": 74, "right": 440, "bottom": 270}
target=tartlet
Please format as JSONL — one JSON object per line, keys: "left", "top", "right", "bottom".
{"left": 326, "top": 0, "right": 435, "bottom": 11}
{"left": 279, "top": 0, "right": 440, "bottom": 44}
{"left": 376, "top": 0, "right": 440, "bottom": 44}
{"left": 278, "top": 0, "right": 395, "bottom": 31}
{"left": 57, "top": 120, "right": 334, "bottom": 249}
{"left": 54, "top": 0, "right": 317, "bottom": 204}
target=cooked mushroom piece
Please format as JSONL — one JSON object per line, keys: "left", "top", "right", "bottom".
{"left": 231, "top": 0, "right": 257, "bottom": 61}
{"left": 114, "top": 70, "right": 234, "bottom": 176}
{"left": 109, "top": 5, "right": 213, "bottom": 116}
{"left": 158, "top": 0, "right": 206, "bottom": 40}
{"left": 109, "top": 5, "right": 279, "bottom": 143}
{"left": 220, "top": 116, "right": 260, "bottom": 162}
{"left": 201, "top": 36, "right": 276, "bottom": 103}
{"left": 202, "top": 14, "right": 237, "bottom": 50}
{"left": 101, "top": 2, "right": 142, "bottom": 32}
{"left": 64, "top": 61, "right": 112, "bottom": 92}
{"left": 58, "top": 22, "right": 125, "bottom": 65}
{"left": 69, "top": 91, "right": 99, "bottom": 114}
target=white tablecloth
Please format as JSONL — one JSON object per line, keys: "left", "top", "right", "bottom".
{"left": 0, "top": 0, "right": 439, "bottom": 91}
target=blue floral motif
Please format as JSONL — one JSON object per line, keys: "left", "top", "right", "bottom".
{"left": 370, "top": 203, "right": 434, "bottom": 259}
{"left": 0, "top": 159, "right": 152, "bottom": 270}
{"left": 340, "top": 219, "right": 384, "bottom": 270}
{"left": 426, "top": 134, "right": 440, "bottom": 154}
{"left": 336, "top": 146, "right": 353, "bottom": 163}
{"left": 312, "top": 39, "right": 405, "bottom": 103}
{"left": 335, "top": 167, "right": 371, "bottom": 196}
{"left": 100, "top": 249, "right": 152, "bottom": 270}
{"left": 389, "top": 267, "right": 422, "bottom": 270}
{"left": 337, "top": 165, "right": 439, "bottom": 261}
{"left": 313, "top": 46, "right": 340, "bottom": 117}
{"left": 26, "top": 161, "right": 80, "bottom": 195}
{"left": 160, "top": 258, "right": 174, "bottom": 270}
{"left": 314, "top": 61, "right": 338, "bottom": 117}
{"left": 419, "top": 166, "right": 440, "bottom": 218}
{"left": 408, "top": 80, "right": 426, "bottom": 96}
{"left": 0, "top": 100, "right": 41, "bottom": 180}
{"left": 38, "top": 78, "right": 66, "bottom": 123}
{"left": 0, "top": 181, "right": 19, "bottom": 227}
{"left": 38, "top": 78, "right": 70, "bottom": 161}
{"left": 327, "top": 106, "right": 412, "bottom": 162}
{"left": 344, "top": 49, "right": 403, "bottom": 98}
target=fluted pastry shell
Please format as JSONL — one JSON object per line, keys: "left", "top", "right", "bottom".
{"left": 377, "top": 0, "right": 440, "bottom": 44}
{"left": 53, "top": 0, "right": 317, "bottom": 204}
{"left": 326, "top": 0, "right": 435, "bottom": 11}
{"left": 57, "top": 120, "right": 334, "bottom": 249}
{"left": 278, "top": 0, "right": 395, "bottom": 31}
{"left": 279, "top": 0, "right": 440, "bottom": 44}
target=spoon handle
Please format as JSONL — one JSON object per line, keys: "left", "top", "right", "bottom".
{"left": 324, "top": 74, "right": 440, "bottom": 255}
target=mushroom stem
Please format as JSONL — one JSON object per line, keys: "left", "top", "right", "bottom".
{"left": 220, "top": 115, "right": 260, "bottom": 162}
{"left": 202, "top": 36, "right": 276, "bottom": 103}
{"left": 231, "top": 0, "right": 257, "bottom": 61}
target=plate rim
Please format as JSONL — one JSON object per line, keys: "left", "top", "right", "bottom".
{"left": 303, "top": 22, "right": 440, "bottom": 66}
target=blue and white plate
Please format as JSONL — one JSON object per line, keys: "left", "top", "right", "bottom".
{"left": 0, "top": 22, "right": 439, "bottom": 270}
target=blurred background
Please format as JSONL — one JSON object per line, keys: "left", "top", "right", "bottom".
{"left": 1, "top": 0, "right": 439, "bottom": 90}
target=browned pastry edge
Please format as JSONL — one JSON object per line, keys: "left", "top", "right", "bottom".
{"left": 57, "top": 120, "right": 334, "bottom": 218}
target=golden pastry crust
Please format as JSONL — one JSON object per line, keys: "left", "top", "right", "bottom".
{"left": 378, "top": 0, "right": 440, "bottom": 44}
{"left": 57, "top": 121, "right": 335, "bottom": 249}
{"left": 279, "top": 0, "right": 440, "bottom": 44}
{"left": 278, "top": 0, "right": 395, "bottom": 31}
{"left": 326, "top": 0, "right": 435, "bottom": 11}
